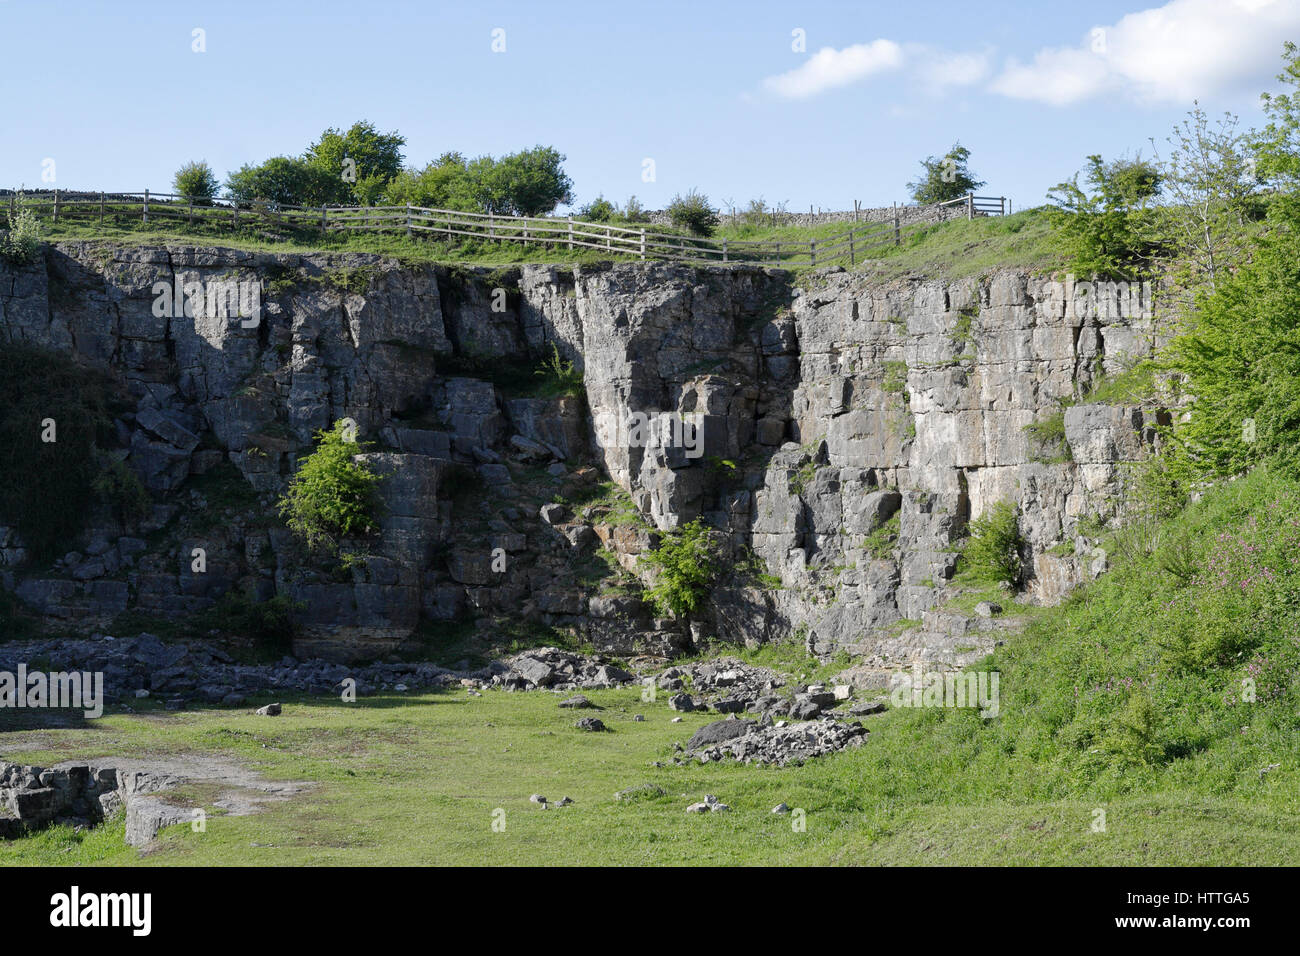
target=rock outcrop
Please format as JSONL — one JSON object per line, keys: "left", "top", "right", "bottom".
{"left": 0, "top": 244, "right": 1165, "bottom": 667}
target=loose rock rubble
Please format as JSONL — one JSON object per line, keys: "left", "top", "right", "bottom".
{"left": 0, "top": 637, "right": 639, "bottom": 713}
{"left": 495, "top": 647, "right": 636, "bottom": 691}
{"left": 655, "top": 657, "right": 869, "bottom": 726}
{"left": 658, "top": 659, "right": 786, "bottom": 712}
{"left": 683, "top": 717, "right": 868, "bottom": 767}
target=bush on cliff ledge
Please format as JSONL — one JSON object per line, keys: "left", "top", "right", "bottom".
{"left": 277, "top": 420, "right": 382, "bottom": 556}
{"left": 642, "top": 519, "right": 719, "bottom": 617}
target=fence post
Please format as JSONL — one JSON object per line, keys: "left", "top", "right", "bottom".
{"left": 967, "top": 193, "right": 973, "bottom": 220}
{"left": 567, "top": 216, "right": 573, "bottom": 251}
{"left": 143, "top": 189, "right": 149, "bottom": 224}
{"left": 52, "top": 188, "right": 59, "bottom": 222}
{"left": 722, "top": 238, "right": 728, "bottom": 263}
{"left": 233, "top": 200, "right": 239, "bottom": 229}
{"left": 854, "top": 199, "right": 860, "bottom": 223}
{"left": 639, "top": 228, "right": 645, "bottom": 260}
{"left": 188, "top": 196, "right": 194, "bottom": 225}
{"left": 606, "top": 225, "right": 611, "bottom": 252}
{"left": 406, "top": 204, "right": 412, "bottom": 239}
{"left": 1000, "top": 196, "right": 1006, "bottom": 216}
{"left": 489, "top": 213, "right": 495, "bottom": 242}
{"left": 810, "top": 239, "right": 816, "bottom": 267}
{"left": 849, "top": 229, "right": 855, "bottom": 266}
{"left": 775, "top": 241, "right": 780, "bottom": 265}
{"left": 893, "top": 203, "right": 900, "bottom": 246}
{"left": 321, "top": 205, "right": 327, "bottom": 230}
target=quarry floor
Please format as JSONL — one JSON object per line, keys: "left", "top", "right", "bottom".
{"left": 2, "top": 683, "right": 1296, "bottom": 866}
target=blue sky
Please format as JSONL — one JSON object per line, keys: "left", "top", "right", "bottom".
{"left": 2, "top": 0, "right": 1297, "bottom": 212}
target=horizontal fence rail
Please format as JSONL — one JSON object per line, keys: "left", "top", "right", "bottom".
{"left": 3, "top": 189, "right": 1008, "bottom": 269}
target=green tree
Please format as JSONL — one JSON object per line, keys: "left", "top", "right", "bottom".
{"left": 473, "top": 146, "right": 574, "bottom": 216}
{"left": 1166, "top": 194, "right": 1300, "bottom": 481}
{"left": 384, "top": 152, "right": 476, "bottom": 210}
{"left": 277, "top": 420, "right": 382, "bottom": 554}
{"left": 1046, "top": 154, "right": 1162, "bottom": 279}
{"left": 666, "top": 189, "right": 720, "bottom": 236}
{"left": 642, "top": 519, "right": 719, "bottom": 617}
{"left": 304, "top": 120, "right": 406, "bottom": 205}
{"left": 172, "top": 160, "right": 219, "bottom": 204}
{"left": 1252, "top": 41, "right": 1300, "bottom": 188}
{"left": 1150, "top": 105, "right": 1259, "bottom": 295}
{"left": 577, "top": 194, "right": 616, "bottom": 222}
{"left": 384, "top": 146, "right": 572, "bottom": 216}
{"left": 622, "top": 195, "right": 649, "bottom": 223}
{"left": 908, "top": 143, "right": 985, "bottom": 203}
{"left": 224, "top": 156, "right": 340, "bottom": 207}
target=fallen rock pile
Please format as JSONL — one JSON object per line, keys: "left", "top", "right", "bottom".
{"left": 657, "top": 658, "right": 786, "bottom": 714}
{"left": 493, "top": 647, "right": 636, "bottom": 691}
{"left": 657, "top": 658, "right": 858, "bottom": 722}
{"left": 682, "top": 717, "right": 868, "bottom": 767}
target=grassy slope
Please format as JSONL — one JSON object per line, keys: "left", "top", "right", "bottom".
{"left": 38, "top": 207, "right": 1063, "bottom": 280}
{"left": 4, "top": 467, "right": 1300, "bottom": 866}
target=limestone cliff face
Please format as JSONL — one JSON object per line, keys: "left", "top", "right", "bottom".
{"left": 0, "top": 243, "right": 1162, "bottom": 666}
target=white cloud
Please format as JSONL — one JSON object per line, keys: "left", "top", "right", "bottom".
{"left": 990, "top": 0, "right": 1300, "bottom": 106}
{"left": 762, "top": 40, "right": 904, "bottom": 99}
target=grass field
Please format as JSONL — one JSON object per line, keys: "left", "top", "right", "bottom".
{"left": 34, "top": 206, "right": 1064, "bottom": 281}
{"left": 2, "top": 679, "right": 1296, "bottom": 866}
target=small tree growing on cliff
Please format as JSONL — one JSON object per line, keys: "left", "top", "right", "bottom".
{"left": 959, "top": 501, "right": 1023, "bottom": 587}
{"left": 642, "top": 519, "right": 719, "bottom": 617}
{"left": 1046, "top": 154, "right": 1162, "bottom": 279}
{"left": 908, "top": 143, "right": 985, "bottom": 204}
{"left": 0, "top": 206, "right": 42, "bottom": 264}
{"left": 277, "top": 420, "right": 382, "bottom": 557}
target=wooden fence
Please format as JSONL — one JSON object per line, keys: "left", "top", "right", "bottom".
{"left": 4, "top": 189, "right": 1008, "bottom": 269}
